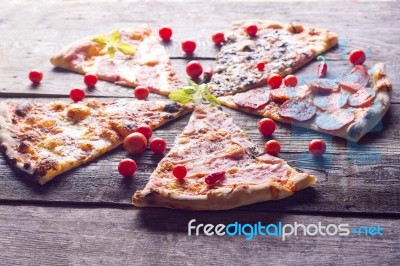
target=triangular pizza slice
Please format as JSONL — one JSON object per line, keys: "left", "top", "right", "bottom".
{"left": 209, "top": 20, "right": 338, "bottom": 96}
{"left": 50, "top": 25, "right": 183, "bottom": 95}
{"left": 0, "top": 99, "right": 193, "bottom": 184}
{"left": 217, "top": 63, "right": 392, "bottom": 142}
{"left": 133, "top": 105, "right": 316, "bottom": 210}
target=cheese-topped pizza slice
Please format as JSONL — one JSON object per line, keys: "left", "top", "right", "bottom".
{"left": 132, "top": 105, "right": 316, "bottom": 210}
{"left": 217, "top": 63, "right": 392, "bottom": 142}
{"left": 50, "top": 25, "right": 183, "bottom": 95}
{"left": 0, "top": 99, "right": 193, "bottom": 184}
{"left": 209, "top": 20, "right": 338, "bottom": 96}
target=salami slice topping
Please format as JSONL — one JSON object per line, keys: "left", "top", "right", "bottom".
{"left": 278, "top": 100, "right": 317, "bottom": 122}
{"left": 232, "top": 88, "right": 270, "bottom": 110}
{"left": 307, "top": 79, "right": 339, "bottom": 94}
{"left": 316, "top": 109, "right": 355, "bottom": 131}
{"left": 270, "top": 85, "right": 310, "bottom": 102}
{"left": 340, "top": 65, "right": 370, "bottom": 87}
{"left": 348, "top": 87, "right": 376, "bottom": 107}
{"left": 313, "top": 93, "right": 349, "bottom": 111}
{"left": 339, "top": 82, "right": 364, "bottom": 93}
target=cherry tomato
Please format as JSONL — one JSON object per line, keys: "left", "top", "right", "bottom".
{"left": 181, "top": 40, "right": 197, "bottom": 54}
{"left": 135, "top": 125, "right": 152, "bottom": 140}
{"left": 159, "top": 26, "right": 173, "bottom": 41}
{"left": 186, "top": 60, "right": 203, "bottom": 79}
{"left": 212, "top": 32, "right": 225, "bottom": 45}
{"left": 283, "top": 75, "right": 298, "bottom": 87}
{"left": 203, "top": 65, "right": 213, "bottom": 82}
{"left": 349, "top": 49, "right": 366, "bottom": 65}
{"left": 123, "top": 132, "right": 147, "bottom": 155}
{"left": 264, "top": 140, "right": 281, "bottom": 156}
{"left": 172, "top": 164, "right": 187, "bottom": 180}
{"left": 267, "top": 74, "right": 283, "bottom": 89}
{"left": 29, "top": 69, "right": 43, "bottom": 84}
{"left": 257, "top": 62, "right": 265, "bottom": 71}
{"left": 308, "top": 139, "right": 326, "bottom": 157}
{"left": 84, "top": 73, "right": 98, "bottom": 88}
{"left": 245, "top": 24, "right": 258, "bottom": 37}
{"left": 69, "top": 88, "right": 85, "bottom": 102}
{"left": 118, "top": 159, "right": 137, "bottom": 178}
{"left": 150, "top": 138, "right": 167, "bottom": 154}
{"left": 258, "top": 118, "right": 276, "bottom": 136}
{"left": 134, "top": 86, "right": 150, "bottom": 100}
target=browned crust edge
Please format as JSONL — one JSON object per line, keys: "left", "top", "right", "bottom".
{"left": 132, "top": 166, "right": 316, "bottom": 211}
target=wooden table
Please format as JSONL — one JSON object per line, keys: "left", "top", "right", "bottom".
{"left": 1, "top": 1, "right": 399, "bottom": 264}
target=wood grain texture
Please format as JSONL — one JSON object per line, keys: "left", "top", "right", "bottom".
{"left": 0, "top": 205, "right": 399, "bottom": 265}
{"left": 0, "top": 1, "right": 399, "bottom": 102}
{"left": 0, "top": 98, "right": 399, "bottom": 215}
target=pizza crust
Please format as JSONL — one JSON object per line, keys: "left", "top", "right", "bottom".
{"left": 133, "top": 167, "right": 316, "bottom": 211}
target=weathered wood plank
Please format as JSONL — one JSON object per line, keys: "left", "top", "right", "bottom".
{"left": 0, "top": 205, "right": 398, "bottom": 265}
{"left": 0, "top": 1, "right": 399, "bottom": 102}
{"left": 0, "top": 99, "right": 398, "bottom": 214}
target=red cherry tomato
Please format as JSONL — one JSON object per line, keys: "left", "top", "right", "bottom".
{"left": 283, "top": 75, "right": 298, "bottom": 87}
{"left": 84, "top": 73, "right": 98, "bottom": 88}
{"left": 308, "top": 139, "right": 326, "bottom": 157}
{"left": 186, "top": 60, "right": 203, "bottom": 79}
{"left": 172, "top": 164, "right": 187, "bottom": 180}
{"left": 118, "top": 159, "right": 137, "bottom": 178}
{"left": 349, "top": 49, "right": 366, "bottom": 65}
{"left": 181, "top": 40, "right": 197, "bottom": 54}
{"left": 123, "top": 132, "right": 147, "bottom": 155}
{"left": 264, "top": 140, "right": 281, "bottom": 156}
{"left": 159, "top": 26, "right": 173, "bottom": 41}
{"left": 135, "top": 125, "right": 152, "bottom": 140}
{"left": 150, "top": 138, "right": 167, "bottom": 155}
{"left": 29, "top": 69, "right": 43, "bottom": 84}
{"left": 212, "top": 32, "right": 225, "bottom": 45}
{"left": 245, "top": 24, "right": 258, "bottom": 37}
{"left": 134, "top": 86, "right": 150, "bottom": 100}
{"left": 257, "top": 62, "right": 265, "bottom": 71}
{"left": 267, "top": 74, "right": 283, "bottom": 89}
{"left": 69, "top": 88, "right": 85, "bottom": 102}
{"left": 203, "top": 65, "right": 214, "bottom": 82}
{"left": 258, "top": 118, "right": 276, "bottom": 136}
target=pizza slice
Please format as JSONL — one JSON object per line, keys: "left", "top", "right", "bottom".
{"left": 50, "top": 25, "right": 183, "bottom": 95}
{"left": 209, "top": 20, "right": 338, "bottom": 96}
{"left": 132, "top": 105, "right": 316, "bottom": 210}
{"left": 217, "top": 63, "right": 392, "bottom": 142}
{"left": 0, "top": 99, "right": 193, "bottom": 184}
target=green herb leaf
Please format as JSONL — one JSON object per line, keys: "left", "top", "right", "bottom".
{"left": 169, "top": 89, "right": 195, "bottom": 104}
{"left": 107, "top": 46, "right": 116, "bottom": 58}
{"left": 110, "top": 30, "right": 121, "bottom": 44}
{"left": 204, "top": 94, "right": 220, "bottom": 105}
{"left": 92, "top": 35, "right": 108, "bottom": 45}
{"left": 182, "top": 87, "right": 197, "bottom": 94}
{"left": 117, "top": 42, "right": 136, "bottom": 55}
{"left": 188, "top": 79, "right": 199, "bottom": 88}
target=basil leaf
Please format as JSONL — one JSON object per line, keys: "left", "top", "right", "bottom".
{"left": 182, "top": 87, "right": 196, "bottom": 94}
{"left": 204, "top": 94, "right": 220, "bottom": 105}
{"left": 169, "top": 89, "right": 194, "bottom": 104}
{"left": 117, "top": 42, "right": 136, "bottom": 55}
{"left": 107, "top": 46, "right": 116, "bottom": 58}
{"left": 92, "top": 35, "right": 108, "bottom": 45}
{"left": 110, "top": 30, "right": 121, "bottom": 44}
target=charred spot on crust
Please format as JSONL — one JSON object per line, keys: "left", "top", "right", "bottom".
{"left": 164, "top": 103, "right": 181, "bottom": 113}
{"left": 1, "top": 143, "right": 7, "bottom": 151}
{"left": 34, "top": 159, "right": 58, "bottom": 177}
{"left": 124, "top": 122, "right": 137, "bottom": 130}
{"left": 166, "top": 114, "right": 174, "bottom": 120}
{"left": 17, "top": 141, "right": 30, "bottom": 153}
{"left": 15, "top": 103, "right": 32, "bottom": 117}
{"left": 23, "top": 162, "right": 31, "bottom": 170}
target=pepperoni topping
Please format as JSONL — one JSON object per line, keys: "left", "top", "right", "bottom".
{"left": 278, "top": 100, "right": 317, "bottom": 122}
{"left": 271, "top": 85, "right": 309, "bottom": 102}
{"left": 232, "top": 88, "right": 270, "bottom": 110}
{"left": 341, "top": 65, "right": 369, "bottom": 87}
{"left": 308, "top": 79, "right": 339, "bottom": 94}
{"left": 313, "top": 93, "right": 349, "bottom": 111}
{"left": 348, "top": 87, "right": 376, "bottom": 107}
{"left": 316, "top": 109, "right": 355, "bottom": 131}
{"left": 339, "top": 82, "right": 364, "bottom": 93}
